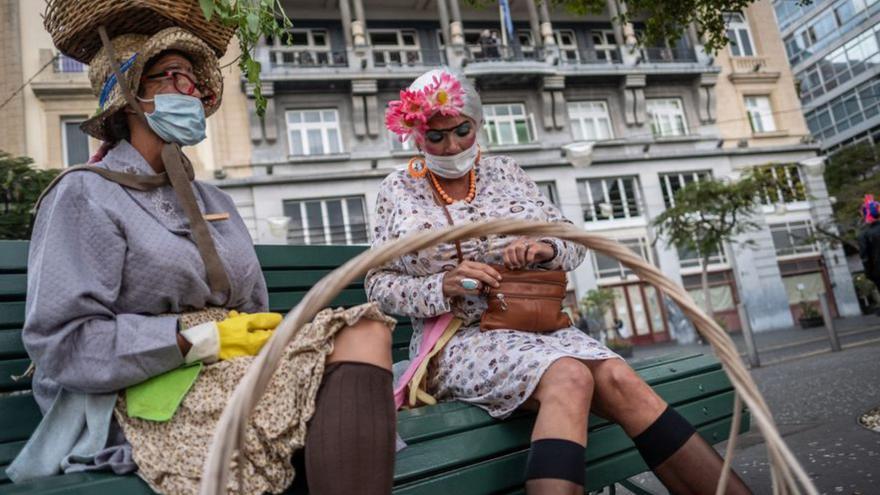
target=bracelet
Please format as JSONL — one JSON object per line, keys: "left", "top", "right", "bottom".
{"left": 538, "top": 239, "right": 559, "bottom": 263}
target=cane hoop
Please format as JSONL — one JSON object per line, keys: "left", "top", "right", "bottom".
{"left": 199, "top": 219, "right": 819, "bottom": 495}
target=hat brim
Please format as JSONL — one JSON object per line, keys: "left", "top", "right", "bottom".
{"left": 81, "top": 27, "right": 223, "bottom": 142}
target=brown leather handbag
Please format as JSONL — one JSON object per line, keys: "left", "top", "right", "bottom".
{"left": 480, "top": 265, "right": 572, "bottom": 332}
{"left": 435, "top": 198, "right": 571, "bottom": 333}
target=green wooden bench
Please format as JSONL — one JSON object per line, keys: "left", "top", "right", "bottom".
{"left": 0, "top": 240, "right": 749, "bottom": 494}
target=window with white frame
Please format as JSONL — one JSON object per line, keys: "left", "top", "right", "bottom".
{"left": 283, "top": 196, "right": 369, "bottom": 245}
{"left": 677, "top": 243, "right": 727, "bottom": 269}
{"left": 577, "top": 176, "right": 642, "bottom": 222}
{"left": 724, "top": 12, "right": 756, "bottom": 57}
{"left": 567, "top": 101, "right": 613, "bottom": 141}
{"left": 647, "top": 98, "right": 688, "bottom": 138}
{"left": 286, "top": 109, "right": 343, "bottom": 156}
{"left": 593, "top": 237, "right": 651, "bottom": 279}
{"left": 591, "top": 30, "right": 618, "bottom": 62}
{"left": 370, "top": 30, "right": 421, "bottom": 66}
{"left": 536, "top": 181, "right": 560, "bottom": 207}
{"left": 61, "top": 117, "right": 90, "bottom": 167}
{"left": 483, "top": 103, "right": 536, "bottom": 146}
{"left": 659, "top": 170, "right": 712, "bottom": 208}
{"left": 270, "top": 29, "right": 332, "bottom": 66}
{"left": 745, "top": 95, "right": 777, "bottom": 133}
{"left": 756, "top": 164, "right": 807, "bottom": 204}
{"left": 769, "top": 220, "right": 820, "bottom": 256}
{"left": 555, "top": 30, "right": 579, "bottom": 62}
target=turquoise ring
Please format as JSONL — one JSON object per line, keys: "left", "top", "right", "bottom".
{"left": 460, "top": 278, "right": 480, "bottom": 290}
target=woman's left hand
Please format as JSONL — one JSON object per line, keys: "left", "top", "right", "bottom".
{"left": 502, "top": 237, "right": 554, "bottom": 269}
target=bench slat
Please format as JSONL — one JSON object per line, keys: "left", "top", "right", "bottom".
{"left": 394, "top": 390, "right": 736, "bottom": 483}
{"left": 0, "top": 359, "right": 31, "bottom": 392}
{"left": 0, "top": 242, "right": 28, "bottom": 273}
{"left": 0, "top": 395, "right": 41, "bottom": 444}
{"left": 263, "top": 270, "right": 363, "bottom": 291}
{"left": 0, "top": 331, "right": 26, "bottom": 360}
{"left": 268, "top": 289, "right": 368, "bottom": 312}
{"left": 0, "top": 275, "right": 26, "bottom": 301}
{"left": 0, "top": 304, "right": 24, "bottom": 331}
{"left": 394, "top": 413, "right": 746, "bottom": 495}
{"left": 256, "top": 245, "right": 368, "bottom": 269}
{"left": 0, "top": 471, "right": 153, "bottom": 494}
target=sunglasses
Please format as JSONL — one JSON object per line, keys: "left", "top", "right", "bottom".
{"left": 142, "top": 70, "right": 216, "bottom": 106}
{"left": 424, "top": 121, "right": 473, "bottom": 144}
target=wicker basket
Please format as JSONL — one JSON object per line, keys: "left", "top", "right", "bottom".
{"left": 43, "top": 0, "right": 236, "bottom": 63}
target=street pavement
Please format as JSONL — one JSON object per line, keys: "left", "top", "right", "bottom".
{"left": 613, "top": 316, "right": 880, "bottom": 495}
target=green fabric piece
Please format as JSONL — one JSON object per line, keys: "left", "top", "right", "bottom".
{"left": 125, "top": 362, "right": 202, "bottom": 422}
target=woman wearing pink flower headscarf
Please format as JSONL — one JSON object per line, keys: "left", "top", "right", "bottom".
{"left": 368, "top": 69, "right": 751, "bottom": 495}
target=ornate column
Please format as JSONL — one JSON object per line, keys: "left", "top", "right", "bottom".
{"left": 526, "top": 0, "right": 542, "bottom": 47}
{"left": 608, "top": 0, "right": 638, "bottom": 64}
{"left": 246, "top": 82, "right": 277, "bottom": 143}
{"left": 448, "top": 0, "right": 465, "bottom": 46}
{"left": 541, "top": 76, "right": 566, "bottom": 130}
{"left": 538, "top": 0, "right": 556, "bottom": 47}
{"left": 693, "top": 73, "right": 718, "bottom": 124}
{"left": 339, "top": 0, "right": 352, "bottom": 48}
{"left": 351, "top": 80, "right": 379, "bottom": 138}
{"left": 351, "top": 0, "right": 367, "bottom": 47}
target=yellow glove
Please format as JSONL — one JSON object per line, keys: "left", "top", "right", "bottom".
{"left": 179, "top": 310, "right": 283, "bottom": 364}
{"left": 217, "top": 311, "right": 283, "bottom": 361}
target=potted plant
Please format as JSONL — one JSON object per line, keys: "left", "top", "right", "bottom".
{"left": 854, "top": 273, "right": 880, "bottom": 315}
{"left": 797, "top": 300, "right": 824, "bottom": 328}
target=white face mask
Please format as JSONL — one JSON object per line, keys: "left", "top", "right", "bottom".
{"left": 423, "top": 142, "right": 479, "bottom": 179}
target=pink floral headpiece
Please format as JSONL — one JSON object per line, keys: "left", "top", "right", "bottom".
{"left": 385, "top": 72, "right": 465, "bottom": 143}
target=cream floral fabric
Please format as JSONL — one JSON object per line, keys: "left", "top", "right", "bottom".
{"left": 366, "top": 155, "right": 620, "bottom": 418}
{"left": 115, "top": 303, "right": 396, "bottom": 495}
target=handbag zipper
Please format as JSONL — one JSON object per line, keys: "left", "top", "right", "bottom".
{"left": 492, "top": 292, "right": 562, "bottom": 311}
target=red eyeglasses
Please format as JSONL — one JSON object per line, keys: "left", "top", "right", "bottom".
{"left": 142, "top": 70, "right": 216, "bottom": 106}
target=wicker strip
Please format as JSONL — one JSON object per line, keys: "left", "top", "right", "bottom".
{"left": 200, "top": 219, "right": 819, "bottom": 495}
{"left": 43, "top": 0, "right": 234, "bottom": 63}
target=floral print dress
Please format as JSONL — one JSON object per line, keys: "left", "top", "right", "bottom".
{"left": 366, "top": 155, "right": 620, "bottom": 418}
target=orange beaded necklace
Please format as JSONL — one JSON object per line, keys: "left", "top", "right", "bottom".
{"left": 427, "top": 148, "right": 480, "bottom": 204}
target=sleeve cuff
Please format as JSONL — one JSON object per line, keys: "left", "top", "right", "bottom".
{"left": 425, "top": 272, "right": 452, "bottom": 314}
{"left": 180, "top": 321, "right": 220, "bottom": 364}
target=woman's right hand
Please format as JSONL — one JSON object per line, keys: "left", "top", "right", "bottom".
{"left": 441, "top": 261, "right": 503, "bottom": 298}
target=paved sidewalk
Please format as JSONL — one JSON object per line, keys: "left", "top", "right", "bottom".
{"left": 630, "top": 313, "right": 880, "bottom": 367}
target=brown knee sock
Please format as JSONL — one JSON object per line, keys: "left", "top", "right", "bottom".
{"left": 305, "top": 361, "right": 396, "bottom": 495}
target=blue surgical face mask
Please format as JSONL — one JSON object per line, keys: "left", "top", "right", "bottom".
{"left": 137, "top": 93, "right": 206, "bottom": 146}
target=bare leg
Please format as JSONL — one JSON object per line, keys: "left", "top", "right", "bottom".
{"left": 306, "top": 319, "right": 396, "bottom": 495}
{"left": 525, "top": 358, "right": 594, "bottom": 495}
{"left": 584, "top": 359, "right": 751, "bottom": 495}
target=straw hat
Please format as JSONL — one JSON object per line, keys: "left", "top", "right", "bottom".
{"left": 81, "top": 27, "right": 223, "bottom": 141}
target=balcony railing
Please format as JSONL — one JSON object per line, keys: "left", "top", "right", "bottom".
{"left": 731, "top": 56, "right": 769, "bottom": 73}
{"left": 269, "top": 49, "right": 348, "bottom": 68}
{"left": 640, "top": 46, "right": 697, "bottom": 63}
{"left": 371, "top": 48, "right": 446, "bottom": 67}
{"left": 464, "top": 45, "right": 546, "bottom": 63}
{"left": 558, "top": 48, "right": 622, "bottom": 64}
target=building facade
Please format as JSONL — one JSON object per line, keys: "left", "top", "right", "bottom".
{"left": 774, "top": 0, "right": 880, "bottom": 151}
{"left": 0, "top": 0, "right": 251, "bottom": 175}
{"left": 216, "top": 0, "right": 860, "bottom": 338}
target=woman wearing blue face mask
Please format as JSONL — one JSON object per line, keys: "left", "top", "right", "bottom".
{"left": 368, "top": 69, "right": 750, "bottom": 495}
{"left": 14, "top": 26, "right": 396, "bottom": 495}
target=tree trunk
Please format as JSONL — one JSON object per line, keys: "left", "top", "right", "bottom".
{"left": 700, "top": 254, "right": 714, "bottom": 318}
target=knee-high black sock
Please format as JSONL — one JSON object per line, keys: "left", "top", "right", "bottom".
{"left": 305, "top": 361, "right": 395, "bottom": 495}
{"left": 524, "top": 438, "right": 585, "bottom": 495}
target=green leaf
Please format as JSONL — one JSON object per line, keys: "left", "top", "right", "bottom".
{"left": 247, "top": 12, "right": 260, "bottom": 35}
{"left": 199, "top": 0, "right": 214, "bottom": 21}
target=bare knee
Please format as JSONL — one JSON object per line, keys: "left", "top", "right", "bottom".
{"left": 534, "top": 358, "right": 594, "bottom": 406}
{"left": 328, "top": 319, "right": 393, "bottom": 370}
{"left": 592, "top": 360, "right": 665, "bottom": 421}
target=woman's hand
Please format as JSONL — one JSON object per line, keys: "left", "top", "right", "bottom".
{"left": 442, "top": 260, "right": 503, "bottom": 298}
{"left": 502, "top": 237, "right": 554, "bottom": 269}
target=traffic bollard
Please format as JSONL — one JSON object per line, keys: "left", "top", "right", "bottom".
{"left": 818, "top": 292, "right": 841, "bottom": 352}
